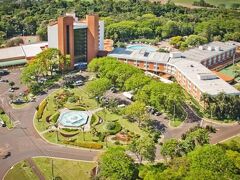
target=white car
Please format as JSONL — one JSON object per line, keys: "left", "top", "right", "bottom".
{"left": 74, "top": 80, "right": 84, "bottom": 86}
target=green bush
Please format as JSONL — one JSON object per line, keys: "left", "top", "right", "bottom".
{"left": 76, "top": 142, "right": 103, "bottom": 149}
{"left": 105, "top": 122, "right": 122, "bottom": 135}
{"left": 68, "top": 107, "right": 85, "bottom": 111}
{"left": 36, "top": 99, "right": 47, "bottom": 119}
{"left": 49, "top": 111, "right": 60, "bottom": 123}
{"left": 68, "top": 96, "right": 78, "bottom": 103}
{"left": 90, "top": 114, "right": 99, "bottom": 126}
{"left": 64, "top": 140, "right": 103, "bottom": 149}
{"left": 0, "top": 108, "right": 4, "bottom": 114}
{"left": 61, "top": 128, "right": 78, "bottom": 132}
{"left": 106, "top": 122, "right": 116, "bottom": 130}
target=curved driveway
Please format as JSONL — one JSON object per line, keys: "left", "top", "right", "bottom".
{"left": 0, "top": 90, "right": 100, "bottom": 179}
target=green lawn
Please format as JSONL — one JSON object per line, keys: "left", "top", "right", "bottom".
{"left": 5, "top": 158, "right": 96, "bottom": 180}
{"left": 33, "top": 157, "right": 96, "bottom": 180}
{"left": 170, "top": 119, "right": 183, "bottom": 127}
{"left": 0, "top": 113, "right": 14, "bottom": 129}
{"left": 95, "top": 109, "right": 146, "bottom": 136}
{"left": 172, "top": 0, "right": 240, "bottom": 8}
{"left": 4, "top": 160, "right": 38, "bottom": 180}
{"left": 220, "top": 62, "right": 240, "bottom": 82}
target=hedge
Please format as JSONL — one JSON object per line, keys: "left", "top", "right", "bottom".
{"left": 90, "top": 114, "right": 99, "bottom": 127}
{"left": 49, "top": 111, "right": 60, "bottom": 123}
{"left": 36, "top": 99, "right": 47, "bottom": 119}
{"left": 64, "top": 140, "right": 103, "bottom": 149}
{"left": 68, "top": 106, "right": 85, "bottom": 111}
{"left": 105, "top": 122, "right": 122, "bottom": 135}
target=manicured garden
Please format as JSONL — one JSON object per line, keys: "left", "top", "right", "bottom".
{"left": 4, "top": 158, "right": 96, "bottom": 180}
{"left": 34, "top": 84, "right": 148, "bottom": 150}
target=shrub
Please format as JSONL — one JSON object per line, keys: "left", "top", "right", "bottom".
{"left": 36, "top": 99, "right": 47, "bottom": 119}
{"left": 63, "top": 141, "right": 103, "bottom": 149}
{"left": 68, "top": 107, "right": 85, "bottom": 111}
{"left": 105, "top": 122, "right": 122, "bottom": 135}
{"left": 61, "top": 128, "right": 78, "bottom": 132}
{"left": 76, "top": 142, "right": 103, "bottom": 149}
{"left": 49, "top": 111, "right": 60, "bottom": 123}
{"left": 90, "top": 114, "right": 99, "bottom": 126}
{"left": 105, "top": 122, "right": 116, "bottom": 130}
{"left": 68, "top": 96, "right": 78, "bottom": 103}
{"left": 0, "top": 108, "right": 4, "bottom": 114}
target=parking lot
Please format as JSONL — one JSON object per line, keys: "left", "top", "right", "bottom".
{"left": 0, "top": 68, "right": 27, "bottom": 97}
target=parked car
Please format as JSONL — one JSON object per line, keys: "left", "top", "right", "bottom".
{"left": 12, "top": 87, "right": 19, "bottom": 90}
{"left": 0, "top": 69, "right": 9, "bottom": 76}
{"left": 0, "top": 119, "right": 6, "bottom": 127}
{"left": 154, "top": 112, "right": 162, "bottom": 116}
{"left": 110, "top": 87, "right": 117, "bottom": 93}
{"left": 0, "top": 79, "right": 8, "bottom": 83}
{"left": 2, "top": 152, "right": 11, "bottom": 159}
{"left": 74, "top": 80, "right": 84, "bottom": 86}
{"left": 8, "top": 88, "right": 14, "bottom": 92}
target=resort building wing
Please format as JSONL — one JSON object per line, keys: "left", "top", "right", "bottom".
{"left": 108, "top": 41, "right": 240, "bottom": 102}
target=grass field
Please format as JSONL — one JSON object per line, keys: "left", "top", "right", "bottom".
{"left": 220, "top": 62, "right": 240, "bottom": 82}
{"left": 4, "top": 160, "right": 38, "bottom": 180}
{"left": 171, "top": 0, "right": 240, "bottom": 8}
{"left": 5, "top": 158, "right": 96, "bottom": 180}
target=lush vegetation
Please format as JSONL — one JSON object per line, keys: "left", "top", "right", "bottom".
{"left": 201, "top": 93, "right": 240, "bottom": 120}
{"left": 21, "top": 48, "right": 70, "bottom": 94}
{"left": 98, "top": 127, "right": 240, "bottom": 180}
{"left": 88, "top": 57, "right": 186, "bottom": 121}
{"left": 1, "top": 0, "right": 240, "bottom": 46}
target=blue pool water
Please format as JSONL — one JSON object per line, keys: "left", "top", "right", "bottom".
{"left": 58, "top": 111, "right": 88, "bottom": 128}
{"left": 126, "top": 44, "right": 158, "bottom": 52}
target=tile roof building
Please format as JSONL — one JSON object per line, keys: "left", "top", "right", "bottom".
{"left": 108, "top": 41, "right": 240, "bottom": 102}
{"left": 0, "top": 42, "right": 48, "bottom": 68}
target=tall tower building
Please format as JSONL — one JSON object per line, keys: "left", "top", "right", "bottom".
{"left": 48, "top": 13, "right": 104, "bottom": 69}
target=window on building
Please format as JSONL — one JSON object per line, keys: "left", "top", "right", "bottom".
{"left": 66, "top": 25, "right": 70, "bottom": 55}
{"left": 74, "top": 28, "right": 87, "bottom": 63}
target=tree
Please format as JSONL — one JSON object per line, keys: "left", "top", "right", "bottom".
{"left": 128, "top": 136, "right": 156, "bottom": 163}
{"left": 187, "top": 145, "right": 238, "bottom": 178}
{"left": 123, "top": 101, "right": 149, "bottom": 126}
{"left": 185, "top": 35, "right": 208, "bottom": 47}
{"left": 86, "top": 78, "right": 111, "bottom": 97}
{"left": 9, "top": 81, "right": 15, "bottom": 87}
{"left": 98, "top": 147, "right": 137, "bottom": 180}
{"left": 170, "top": 36, "right": 184, "bottom": 48}
{"left": 161, "top": 139, "right": 182, "bottom": 159}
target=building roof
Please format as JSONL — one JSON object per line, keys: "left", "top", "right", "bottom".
{"left": 0, "top": 42, "right": 48, "bottom": 63}
{"left": 169, "top": 59, "right": 240, "bottom": 96}
{"left": 182, "top": 41, "right": 236, "bottom": 62}
{"left": 108, "top": 41, "right": 240, "bottom": 96}
{"left": 0, "top": 59, "right": 27, "bottom": 67}
{"left": 109, "top": 48, "right": 170, "bottom": 64}
{"left": 21, "top": 42, "right": 48, "bottom": 58}
{"left": 0, "top": 46, "right": 25, "bottom": 61}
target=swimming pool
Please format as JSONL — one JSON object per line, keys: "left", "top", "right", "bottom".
{"left": 126, "top": 44, "right": 158, "bottom": 52}
{"left": 58, "top": 110, "right": 89, "bottom": 128}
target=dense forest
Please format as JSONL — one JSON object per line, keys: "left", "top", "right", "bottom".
{"left": 0, "top": 0, "right": 240, "bottom": 46}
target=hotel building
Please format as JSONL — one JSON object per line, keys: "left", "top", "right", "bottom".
{"left": 48, "top": 13, "right": 104, "bottom": 68}
{"left": 108, "top": 41, "right": 240, "bottom": 102}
